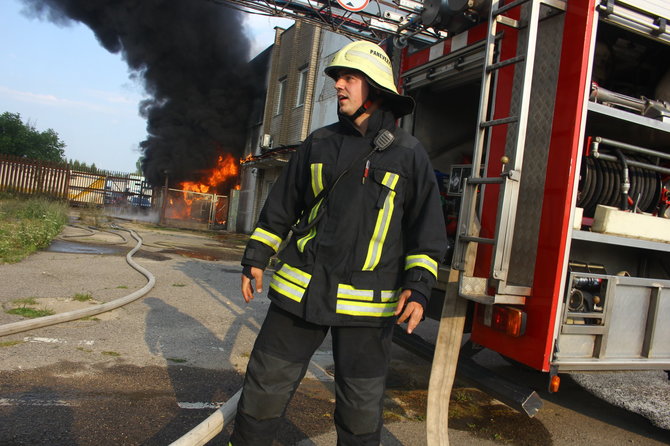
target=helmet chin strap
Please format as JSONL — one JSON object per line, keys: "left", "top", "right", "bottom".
{"left": 340, "top": 88, "right": 382, "bottom": 123}
{"left": 349, "top": 99, "right": 374, "bottom": 121}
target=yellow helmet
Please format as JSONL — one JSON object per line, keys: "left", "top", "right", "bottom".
{"left": 325, "top": 40, "right": 414, "bottom": 117}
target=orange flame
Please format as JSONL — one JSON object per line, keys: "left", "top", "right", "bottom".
{"left": 167, "top": 153, "right": 240, "bottom": 222}
{"left": 181, "top": 153, "right": 239, "bottom": 194}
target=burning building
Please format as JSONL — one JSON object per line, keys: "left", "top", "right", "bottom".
{"left": 163, "top": 153, "right": 240, "bottom": 229}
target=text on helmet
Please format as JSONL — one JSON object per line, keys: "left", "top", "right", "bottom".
{"left": 369, "top": 49, "right": 390, "bottom": 66}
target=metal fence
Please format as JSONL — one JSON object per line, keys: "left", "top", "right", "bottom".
{"left": 1, "top": 155, "right": 233, "bottom": 230}
{"left": 160, "top": 188, "right": 229, "bottom": 230}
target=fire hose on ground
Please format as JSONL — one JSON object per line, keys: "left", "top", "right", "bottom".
{"left": 0, "top": 225, "right": 244, "bottom": 445}
{"left": 169, "top": 389, "right": 241, "bottom": 446}
{"left": 0, "top": 227, "right": 155, "bottom": 337}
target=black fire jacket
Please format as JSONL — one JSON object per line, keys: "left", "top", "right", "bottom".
{"left": 242, "top": 109, "right": 446, "bottom": 327}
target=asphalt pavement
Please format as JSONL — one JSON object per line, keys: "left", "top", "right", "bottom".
{"left": 0, "top": 212, "right": 668, "bottom": 445}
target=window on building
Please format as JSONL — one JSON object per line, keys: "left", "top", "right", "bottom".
{"left": 296, "top": 67, "right": 308, "bottom": 107}
{"left": 275, "top": 77, "right": 287, "bottom": 115}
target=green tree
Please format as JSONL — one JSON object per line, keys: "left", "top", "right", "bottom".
{"left": 0, "top": 112, "right": 66, "bottom": 163}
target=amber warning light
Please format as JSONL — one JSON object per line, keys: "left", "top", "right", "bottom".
{"left": 479, "top": 305, "right": 527, "bottom": 337}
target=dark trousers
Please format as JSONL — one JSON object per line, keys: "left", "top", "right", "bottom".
{"left": 229, "top": 303, "right": 394, "bottom": 446}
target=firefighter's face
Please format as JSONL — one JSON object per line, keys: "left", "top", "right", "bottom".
{"left": 334, "top": 69, "right": 369, "bottom": 117}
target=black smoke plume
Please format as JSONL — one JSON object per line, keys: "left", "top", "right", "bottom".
{"left": 21, "top": 0, "right": 255, "bottom": 187}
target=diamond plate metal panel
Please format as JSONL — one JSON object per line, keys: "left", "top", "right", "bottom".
{"left": 506, "top": 9, "right": 566, "bottom": 287}
{"left": 460, "top": 276, "right": 488, "bottom": 297}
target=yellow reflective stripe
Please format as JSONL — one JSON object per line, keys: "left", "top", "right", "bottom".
{"left": 250, "top": 227, "right": 282, "bottom": 252}
{"left": 362, "top": 172, "right": 399, "bottom": 271}
{"left": 381, "top": 289, "right": 400, "bottom": 302}
{"left": 297, "top": 227, "right": 316, "bottom": 252}
{"left": 382, "top": 172, "right": 399, "bottom": 190}
{"left": 363, "top": 189, "right": 396, "bottom": 270}
{"left": 337, "top": 284, "right": 374, "bottom": 301}
{"left": 269, "top": 274, "right": 305, "bottom": 303}
{"left": 405, "top": 254, "right": 438, "bottom": 279}
{"left": 348, "top": 49, "right": 393, "bottom": 79}
{"left": 310, "top": 163, "right": 324, "bottom": 196}
{"left": 336, "top": 299, "right": 398, "bottom": 317}
{"left": 298, "top": 164, "right": 325, "bottom": 253}
{"left": 337, "top": 284, "right": 399, "bottom": 302}
{"left": 297, "top": 198, "right": 323, "bottom": 252}
{"left": 277, "top": 263, "right": 311, "bottom": 288}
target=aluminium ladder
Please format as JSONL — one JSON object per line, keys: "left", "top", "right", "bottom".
{"left": 451, "top": 0, "right": 566, "bottom": 304}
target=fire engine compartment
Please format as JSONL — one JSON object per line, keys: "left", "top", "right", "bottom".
{"left": 401, "top": 1, "right": 670, "bottom": 373}
{"left": 557, "top": 11, "right": 670, "bottom": 370}
{"left": 571, "top": 22, "right": 670, "bottom": 277}
{"left": 579, "top": 21, "right": 670, "bottom": 221}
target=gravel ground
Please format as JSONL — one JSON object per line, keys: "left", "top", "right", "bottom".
{"left": 571, "top": 370, "right": 670, "bottom": 430}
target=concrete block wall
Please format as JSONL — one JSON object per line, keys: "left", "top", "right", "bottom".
{"left": 263, "top": 22, "right": 321, "bottom": 147}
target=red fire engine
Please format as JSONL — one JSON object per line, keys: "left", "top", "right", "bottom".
{"left": 398, "top": 0, "right": 669, "bottom": 382}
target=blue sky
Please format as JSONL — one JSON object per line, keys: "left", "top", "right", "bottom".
{"left": 0, "top": 1, "right": 292, "bottom": 173}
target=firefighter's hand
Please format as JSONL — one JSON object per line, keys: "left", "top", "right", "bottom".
{"left": 395, "top": 289, "right": 424, "bottom": 334}
{"left": 241, "top": 266, "right": 264, "bottom": 303}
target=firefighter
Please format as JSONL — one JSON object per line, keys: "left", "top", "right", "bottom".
{"left": 230, "top": 40, "right": 446, "bottom": 445}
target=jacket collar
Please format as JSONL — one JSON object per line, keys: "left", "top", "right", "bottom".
{"left": 338, "top": 108, "right": 396, "bottom": 138}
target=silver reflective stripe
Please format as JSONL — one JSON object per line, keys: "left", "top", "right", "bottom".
{"left": 381, "top": 289, "right": 399, "bottom": 302}
{"left": 348, "top": 49, "right": 393, "bottom": 78}
{"left": 405, "top": 254, "right": 438, "bottom": 278}
{"left": 336, "top": 300, "right": 398, "bottom": 317}
{"left": 250, "top": 227, "right": 282, "bottom": 252}
{"left": 336, "top": 283, "right": 399, "bottom": 316}
{"left": 382, "top": 173, "right": 400, "bottom": 190}
{"left": 277, "top": 264, "right": 311, "bottom": 289}
{"left": 363, "top": 172, "right": 399, "bottom": 271}
{"left": 337, "top": 284, "right": 374, "bottom": 301}
{"left": 362, "top": 191, "right": 395, "bottom": 270}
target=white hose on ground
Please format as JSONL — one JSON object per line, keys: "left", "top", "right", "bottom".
{"left": 0, "top": 228, "right": 155, "bottom": 337}
{"left": 169, "top": 389, "right": 242, "bottom": 446}
{"left": 4, "top": 226, "right": 238, "bottom": 445}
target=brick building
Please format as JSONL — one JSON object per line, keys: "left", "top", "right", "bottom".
{"left": 235, "top": 23, "right": 349, "bottom": 233}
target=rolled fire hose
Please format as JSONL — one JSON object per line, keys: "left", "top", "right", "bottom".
{"left": 0, "top": 228, "right": 155, "bottom": 337}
